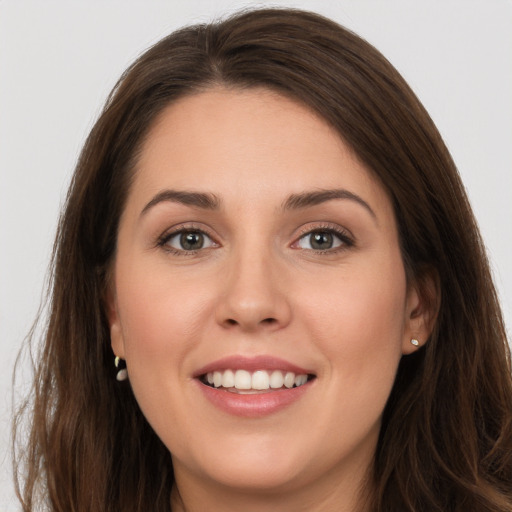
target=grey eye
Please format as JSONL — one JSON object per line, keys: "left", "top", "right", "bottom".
{"left": 297, "top": 231, "right": 343, "bottom": 251}
{"left": 167, "top": 231, "right": 214, "bottom": 251}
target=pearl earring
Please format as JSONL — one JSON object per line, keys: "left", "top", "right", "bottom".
{"left": 410, "top": 338, "right": 420, "bottom": 347}
{"left": 115, "top": 356, "right": 128, "bottom": 381}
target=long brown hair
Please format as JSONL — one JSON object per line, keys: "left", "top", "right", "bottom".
{"left": 13, "top": 8, "right": 512, "bottom": 511}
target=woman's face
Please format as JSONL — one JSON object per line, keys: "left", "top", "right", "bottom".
{"left": 109, "top": 88, "right": 427, "bottom": 504}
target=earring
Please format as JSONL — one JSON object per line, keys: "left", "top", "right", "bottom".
{"left": 410, "top": 338, "right": 420, "bottom": 347}
{"left": 114, "top": 356, "right": 128, "bottom": 381}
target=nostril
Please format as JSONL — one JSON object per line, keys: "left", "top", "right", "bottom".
{"left": 223, "top": 317, "right": 277, "bottom": 328}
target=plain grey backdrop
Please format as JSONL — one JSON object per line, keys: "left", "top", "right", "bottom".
{"left": 1, "top": 1, "right": 511, "bottom": 508}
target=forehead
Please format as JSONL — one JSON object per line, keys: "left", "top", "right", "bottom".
{"left": 129, "top": 87, "right": 391, "bottom": 217}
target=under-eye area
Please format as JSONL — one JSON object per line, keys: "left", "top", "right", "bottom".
{"left": 200, "top": 369, "right": 317, "bottom": 392}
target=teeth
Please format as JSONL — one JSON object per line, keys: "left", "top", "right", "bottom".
{"left": 269, "top": 370, "right": 284, "bottom": 389}
{"left": 295, "top": 374, "right": 307, "bottom": 387}
{"left": 213, "top": 371, "right": 222, "bottom": 388}
{"left": 234, "top": 370, "right": 252, "bottom": 390}
{"left": 252, "top": 370, "right": 269, "bottom": 390}
{"left": 284, "top": 372, "right": 295, "bottom": 389}
{"left": 222, "top": 369, "right": 235, "bottom": 388}
{"left": 204, "top": 369, "right": 310, "bottom": 391}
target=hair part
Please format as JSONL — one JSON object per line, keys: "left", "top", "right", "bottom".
{"left": 14, "top": 8, "right": 512, "bottom": 511}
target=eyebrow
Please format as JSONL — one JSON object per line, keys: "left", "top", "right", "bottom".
{"left": 282, "top": 189, "right": 376, "bottom": 219}
{"left": 140, "top": 187, "right": 376, "bottom": 220}
{"left": 141, "top": 190, "right": 221, "bottom": 216}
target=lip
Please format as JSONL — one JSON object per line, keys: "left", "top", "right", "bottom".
{"left": 197, "top": 381, "right": 313, "bottom": 417}
{"left": 193, "top": 355, "right": 312, "bottom": 377}
{"left": 193, "top": 355, "right": 315, "bottom": 418}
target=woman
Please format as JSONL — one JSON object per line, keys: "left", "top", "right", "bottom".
{"left": 13, "top": 8, "right": 512, "bottom": 511}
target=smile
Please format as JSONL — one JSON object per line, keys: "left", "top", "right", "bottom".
{"left": 201, "top": 369, "right": 311, "bottom": 393}
{"left": 194, "top": 356, "right": 316, "bottom": 417}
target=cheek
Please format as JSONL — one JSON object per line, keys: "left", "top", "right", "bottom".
{"left": 113, "top": 261, "right": 220, "bottom": 434}
{"left": 114, "top": 260, "right": 215, "bottom": 372}
{"left": 298, "top": 255, "right": 407, "bottom": 378}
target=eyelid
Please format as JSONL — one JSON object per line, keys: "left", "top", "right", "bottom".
{"left": 156, "top": 223, "right": 219, "bottom": 254}
{"left": 291, "top": 222, "right": 355, "bottom": 251}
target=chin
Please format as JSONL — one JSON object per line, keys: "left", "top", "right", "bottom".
{"left": 170, "top": 431, "right": 315, "bottom": 494}
{"left": 198, "top": 456, "right": 308, "bottom": 494}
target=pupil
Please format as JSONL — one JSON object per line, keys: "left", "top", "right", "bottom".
{"left": 180, "top": 232, "right": 204, "bottom": 250}
{"left": 311, "top": 232, "right": 333, "bottom": 250}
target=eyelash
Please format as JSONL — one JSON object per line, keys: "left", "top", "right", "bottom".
{"left": 294, "top": 224, "right": 355, "bottom": 254}
{"left": 156, "top": 224, "right": 355, "bottom": 256}
{"left": 156, "top": 224, "right": 217, "bottom": 256}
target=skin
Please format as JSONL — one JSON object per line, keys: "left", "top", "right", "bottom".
{"left": 108, "top": 88, "right": 433, "bottom": 511}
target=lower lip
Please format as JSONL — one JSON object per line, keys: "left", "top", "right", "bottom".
{"left": 197, "top": 380, "right": 313, "bottom": 418}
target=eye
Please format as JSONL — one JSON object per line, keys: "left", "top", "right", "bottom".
{"left": 161, "top": 229, "right": 216, "bottom": 252}
{"left": 295, "top": 228, "right": 352, "bottom": 251}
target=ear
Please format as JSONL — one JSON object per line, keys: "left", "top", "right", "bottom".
{"left": 105, "top": 285, "right": 126, "bottom": 360}
{"left": 402, "top": 268, "right": 440, "bottom": 355}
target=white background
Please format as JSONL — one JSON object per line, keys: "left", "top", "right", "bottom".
{"left": 1, "top": 1, "right": 511, "bottom": 508}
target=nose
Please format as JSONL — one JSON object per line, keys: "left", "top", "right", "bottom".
{"left": 215, "top": 247, "right": 292, "bottom": 332}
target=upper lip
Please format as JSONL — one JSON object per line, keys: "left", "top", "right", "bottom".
{"left": 193, "top": 355, "right": 313, "bottom": 378}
